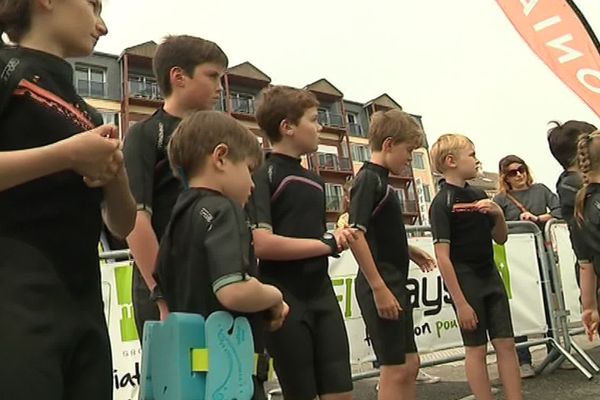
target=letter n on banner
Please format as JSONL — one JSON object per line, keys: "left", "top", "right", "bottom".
{"left": 496, "top": 0, "right": 600, "bottom": 117}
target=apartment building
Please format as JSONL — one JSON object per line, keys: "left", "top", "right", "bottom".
{"left": 69, "top": 41, "right": 437, "bottom": 227}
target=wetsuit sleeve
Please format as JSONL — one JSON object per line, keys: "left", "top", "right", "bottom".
{"left": 205, "top": 200, "right": 251, "bottom": 293}
{"left": 349, "top": 170, "right": 381, "bottom": 233}
{"left": 246, "top": 166, "right": 272, "bottom": 231}
{"left": 430, "top": 193, "right": 451, "bottom": 244}
{"left": 123, "top": 122, "right": 157, "bottom": 214}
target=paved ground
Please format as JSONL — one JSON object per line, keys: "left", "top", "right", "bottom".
{"left": 267, "top": 334, "right": 600, "bottom": 399}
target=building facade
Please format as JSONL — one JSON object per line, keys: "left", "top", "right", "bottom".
{"left": 69, "top": 41, "right": 438, "bottom": 226}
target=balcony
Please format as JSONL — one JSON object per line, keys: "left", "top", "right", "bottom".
{"left": 230, "top": 96, "right": 256, "bottom": 115}
{"left": 318, "top": 110, "right": 345, "bottom": 129}
{"left": 400, "top": 199, "right": 419, "bottom": 214}
{"left": 129, "top": 79, "right": 162, "bottom": 101}
{"left": 325, "top": 195, "right": 344, "bottom": 213}
{"left": 309, "top": 153, "right": 353, "bottom": 174}
{"left": 348, "top": 122, "right": 366, "bottom": 137}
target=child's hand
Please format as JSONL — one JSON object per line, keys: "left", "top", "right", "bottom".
{"left": 457, "top": 303, "right": 478, "bottom": 331}
{"left": 267, "top": 300, "right": 289, "bottom": 332}
{"left": 373, "top": 286, "right": 402, "bottom": 320}
{"left": 64, "top": 125, "right": 123, "bottom": 184}
{"left": 475, "top": 199, "right": 502, "bottom": 218}
{"left": 83, "top": 149, "right": 125, "bottom": 187}
{"left": 333, "top": 227, "right": 358, "bottom": 251}
{"left": 582, "top": 308, "right": 599, "bottom": 341}
{"left": 408, "top": 246, "right": 436, "bottom": 272}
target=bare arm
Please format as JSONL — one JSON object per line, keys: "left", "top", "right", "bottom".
{"left": 580, "top": 263, "right": 599, "bottom": 311}
{"left": 491, "top": 213, "right": 508, "bottom": 244}
{"left": 0, "top": 145, "right": 69, "bottom": 191}
{"left": 350, "top": 231, "right": 386, "bottom": 291}
{"left": 216, "top": 278, "right": 282, "bottom": 313}
{"left": 0, "top": 125, "right": 123, "bottom": 192}
{"left": 253, "top": 228, "right": 331, "bottom": 261}
{"left": 349, "top": 230, "right": 401, "bottom": 320}
{"left": 102, "top": 169, "right": 136, "bottom": 239}
{"left": 434, "top": 243, "right": 468, "bottom": 306}
{"left": 126, "top": 211, "right": 160, "bottom": 289}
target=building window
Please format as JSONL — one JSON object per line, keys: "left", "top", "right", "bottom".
{"left": 325, "top": 183, "right": 344, "bottom": 213}
{"left": 412, "top": 152, "right": 425, "bottom": 169}
{"left": 350, "top": 144, "right": 371, "bottom": 162}
{"left": 347, "top": 112, "right": 364, "bottom": 137}
{"left": 230, "top": 92, "right": 255, "bottom": 114}
{"left": 422, "top": 184, "right": 431, "bottom": 203}
{"left": 129, "top": 75, "right": 162, "bottom": 100}
{"left": 75, "top": 65, "right": 106, "bottom": 98}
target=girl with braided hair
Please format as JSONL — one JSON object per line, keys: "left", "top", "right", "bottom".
{"left": 574, "top": 131, "right": 600, "bottom": 341}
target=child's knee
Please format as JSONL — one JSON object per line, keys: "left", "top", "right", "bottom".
{"left": 492, "top": 338, "right": 516, "bottom": 352}
{"left": 465, "top": 345, "right": 488, "bottom": 360}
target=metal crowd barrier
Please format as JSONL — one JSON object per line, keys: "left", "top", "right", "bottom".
{"left": 99, "top": 219, "right": 599, "bottom": 400}
{"left": 542, "top": 219, "right": 600, "bottom": 377}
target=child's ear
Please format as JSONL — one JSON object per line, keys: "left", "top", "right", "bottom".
{"left": 169, "top": 66, "right": 187, "bottom": 90}
{"left": 382, "top": 137, "right": 393, "bottom": 152}
{"left": 279, "top": 119, "right": 294, "bottom": 138}
{"left": 212, "top": 143, "right": 229, "bottom": 171}
{"left": 445, "top": 154, "right": 456, "bottom": 169}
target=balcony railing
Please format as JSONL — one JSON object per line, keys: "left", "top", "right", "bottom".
{"left": 129, "top": 80, "right": 162, "bottom": 101}
{"left": 348, "top": 122, "right": 366, "bottom": 137}
{"left": 325, "top": 195, "right": 344, "bottom": 213}
{"left": 400, "top": 199, "right": 419, "bottom": 214}
{"left": 230, "top": 96, "right": 256, "bottom": 115}
{"left": 309, "top": 153, "right": 353, "bottom": 173}
{"left": 318, "top": 111, "right": 345, "bottom": 129}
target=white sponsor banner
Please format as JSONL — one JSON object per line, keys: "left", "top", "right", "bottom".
{"left": 101, "top": 260, "right": 142, "bottom": 400}
{"left": 549, "top": 223, "right": 583, "bottom": 324}
{"left": 101, "top": 233, "right": 550, "bottom": 397}
{"left": 330, "top": 233, "right": 548, "bottom": 363}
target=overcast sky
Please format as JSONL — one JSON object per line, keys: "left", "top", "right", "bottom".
{"left": 96, "top": 0, "right": 600, "bottom": 189}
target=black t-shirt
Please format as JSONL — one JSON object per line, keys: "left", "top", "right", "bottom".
{"left": 246, "top": 152, "right": 329, "bottom": 298}
{"left": 348, "top": 162, "right": 410, "bottom": 285}
{"left": 556, "top": 171, "right": 591, "bottom": 263}
{"left": 578, "top": 183, "right": 600, "bottom": 275}
{"left": 123, "top": 108, "right": 182, "bottom": 240}
{"left": 0, "top": 47, "right": 104, "bottom": 297}
{"left": 155, "top": 188, "right": 264, "bottom": 350}
{"left": 430, "top": 181, "right": 495, "bottom": 273}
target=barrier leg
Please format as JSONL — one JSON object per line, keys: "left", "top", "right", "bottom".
{"left": 547, "top": 338, "right": 593, "bottom": 380}
{"left": 570, "top": 340, "right": 600, "bottom": 374}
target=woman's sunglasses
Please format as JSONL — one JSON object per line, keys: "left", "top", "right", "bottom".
{"left": 505, "top": 165, "right": 526, "bottom": 177}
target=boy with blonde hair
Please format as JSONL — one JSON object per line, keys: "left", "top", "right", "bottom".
{"left": 429, "top": 134, "right": 522, "bottom": 400}
{"left": 348, "top": 109, "right": 436, "bottom": 400}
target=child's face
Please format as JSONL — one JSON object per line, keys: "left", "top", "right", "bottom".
{"left": 222, "top": 157, "right": 255, "bottom": 207}
{"left": 452, "top": 144, "right": 480, "bottom": 180}
{"left": 49, "top": 0, "right": 108, "bottom": 58}
{"left": 179, "top": 63, "right": 225, "bottom": 111}
{"left": 384, "top": 140, "right": 417, "bottom": 175}
{"left": 290, "top": 107, "right": 322, "bottom": 154}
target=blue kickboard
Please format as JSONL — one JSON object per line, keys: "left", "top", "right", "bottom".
{"left": 140, "top": 312, "right": 255, "bottom": 400}
{"left": 205, "top": 312, "right": 255, "bottom": 400}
